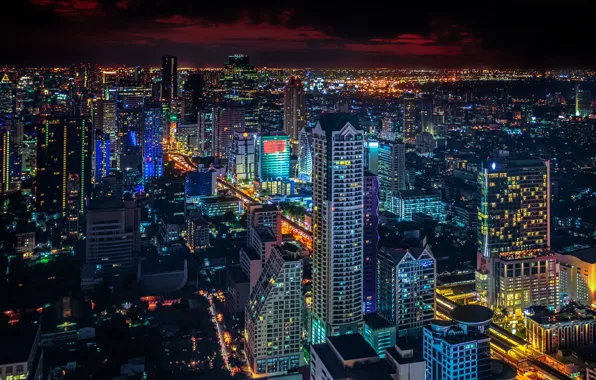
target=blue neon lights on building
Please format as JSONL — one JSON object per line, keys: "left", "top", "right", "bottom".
{"left": 142, "top": 107, "right": 164, "bottom": 182}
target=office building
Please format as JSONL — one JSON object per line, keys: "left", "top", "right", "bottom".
{"left": 223, "top": 54, "right": 258, "bottom": 99}
{"left": 212, "top": 105, "right": 245, "bottom": 160}
{"left": 403, "top": 94, "right": 418, "bottom": 141}
{"left": 378, "top": 139, "right": 405, "bottom": 209}
{"left": 198, "top": 196, "right": 241, "bottom": 218}
{"left": 94, "top": 130, "right": 110, "bottom": 183}
{"left": 283, "top": 76, "right": 307, "bottom": 151}
{"left": 423, "top": 305, "right": 493, "bottom": 380}
{"left": 526, "top": 303, "right": 596, "bottom": 353}
{"left": 197, "top": 108, "right": 214, "bottom": 157}
{"left": 296, "top": 127, "right": 313, "bottom": 182}
{"left": 311, "top": 113, "right": 364, "bottom": 344}
{"left": 229, "top": 131, "right": 255, "bottom": 184}
{"left": 556, "top": 246, "right": 596, "bottom": 306}
{"left": 420, "top": 93, "right": 433, "bottom": 135}
{"left": 185, "top": 169, "right": 217, "bottom": 197}
{"left": 310, "top": 334, "right": 399, "bottom": 380}
{"left": 477, "top": 158, "right": 553, "bottom": 313}
{"left": 186, "top": 216, "right": 210, "bottom": 253}
{"left": 377, "top": 246, "right": 436, "bottom": 337}
{"left": 161, "top": 55, "right": 178, "bottom": 100}
{"left": 363, "top": 313, "right": 396, "bottom": 358}
{"left": 247, "top": 203, "right": 282, "bottom": 245}
{"left": 66, "top": 174, "right": 81, "bottom": 237}
{"left": 142, "top": 105, "right": 164, "bottom": 182}
{"left": 363, "top": 171, "right": 379, "bottom": 315}
{"left": 85, "top": 198, "right": 141, "bottom": 277}
{"left": 256, "top": 131, "right": 290, "bottom": 182}
{"left": 1, "top": 123, "right": 19, "bottom": 193}
{"left": 245, "top": 246, "right": 303, "bottom": 377}
{"left": 391, "top": 190, "right": 442, "bottom": 221}
{"left": 36, "top": 117, "right": 91, "bottom": 216}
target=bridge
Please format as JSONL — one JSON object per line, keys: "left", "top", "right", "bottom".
{"left": 436, "top": 293, "right": 571, "bottom": 380}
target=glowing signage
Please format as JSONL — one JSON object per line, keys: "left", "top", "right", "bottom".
{"left": 263, "top": 140, "right": 287, "bottom": 154}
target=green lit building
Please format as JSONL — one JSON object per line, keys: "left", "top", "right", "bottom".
{"left": 255, "top": 132, "right": 290, "bottom": 192}
{"left": 362, "top": 313, "right": 396, "bottom": 358}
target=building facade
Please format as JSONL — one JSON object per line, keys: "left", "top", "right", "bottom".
{"left": 311, "top": 113, "right": 364, "bottom": 344}
{"left": 142, "top": 105, "right": 164, "bottom": 182}
{"left": 229, "top": 131, "right": 255, "bottom": 184}
{"left": 378, "top": 140, "right": 406, "bottom": 210}
{"left": 377, "top": 246, "right": 436, "bottom": 337}
{"left": 283, "top": 76, "right": 307, "bottom": 152}
{"left": 363, "top": 171, "right": 379, "bottom": 315}
{"left": 296, "top": 127, "right": 313, "bottom": 182}
{"left": 556, "top": 247, "right": 596, "bottom": 306}
{"left": 391, "top": 190, "right": 442, "bottom": 221}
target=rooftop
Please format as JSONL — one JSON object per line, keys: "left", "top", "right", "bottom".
{"left": 329, "top": 334, "right": 378, "bottom": 361}
{"left": 380, "top": 246, "right": 434, "bottom": 265}
{"left": 364, "top": 313, "right": 394, "bottom": 330}
{"left": 316, "top": 113, "right": 361, "bottom": 135}
{"left": 0, "top": 322, "right": 39, "bottom": 365}
{"left": 449, "top": 305, "right": 494, "bottom": 325}
{"left": 200, "top": 195, "right": 240, "bottom": 204}
{"left": 396, "top": 189, "right": 440, "bottom": 198}
{"left": 559, "top": 246, "right": 596, "bottom": 264}
{"left": 526, "top": 302, "right": 596, "bottom": 325}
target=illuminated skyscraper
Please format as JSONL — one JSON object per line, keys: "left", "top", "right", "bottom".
{"left": 212, "top": 106, "right": 245, "bottom": 160}
{"left": 377, "top": 246, "right": 436, "bottom": 337}
{"left": 66, "top": 174, "right": 81, "bottom": 237}
{"left": 94, "top": 130, "right": 110, "bottom": 183}
{"left": 245, "top": 246, "right": 303, "bottom": 376}
{"left": 297, "top": 127, "right": 313, "bottom": 182}
{"left": 229, "top": 131, "right": 255, "bottom": 184}
{"left": 420, "top": 93, "right": 433, "bottom": 135}
{"left": 255, "top": 131, "right": 290, "bottom": 194}
{"left": 477, "top": 157, "right": 556, "bottom": 315}
{"left": 378, "top": 139, "right": 406, "bottom": 210}
{"left": 403, "top": 94, "right": 418, "bottom": 141}
{"left": 161, "top": 55, "right": 178, "bottom": 100}
{"left": 197, "top": 108, "right": 214, "bottom": 157}
{"left": 283, "top": 76, "right": 307, "bottom": 151}
{"left": 575, "top": 84, "right": 593, "bottom": 118}
{"left": 223, "top": 55, "right": 259, "bottom": 129}
{"left": 311, "top": 113, "right": 364, "bottom": 344}
{"left": 363, "top": 171, "right": 379, "bottom": 315}
{"left": 182, "top": 73, "right": 203, "bottom": 123}
{"left": 142, "top": 105, "right": 164, "bottom": 182}
{"left": 36, "top": 117, "right": 91, "bottom": 217}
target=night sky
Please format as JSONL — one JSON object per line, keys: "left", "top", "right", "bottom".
{"left": 5, "top": 2, "right": 596, "bottom": 68}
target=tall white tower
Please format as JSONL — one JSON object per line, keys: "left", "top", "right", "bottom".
{"left": 311, "top": 113, "right": 364, "bottom": 344}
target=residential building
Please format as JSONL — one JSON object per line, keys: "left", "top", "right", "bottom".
{"left": 225, "top": 265, "right": 250, "bottom": 318}
{"left": 247, "top": 203, "right": 282, "bottom": 245}
{"left": 296, "top": 127, "right": 313, "bottom": 182}
{"left": 245, "top": 246, "right": 303, "bottom": 377}
{"left": 363, "top": 171, "right": 379, "bottom": 314}
{"left": 556, "top": 246, "right": 596, "bottom": 306}
{"left": 186, "top": 216, "right": 210, "bottom": 253}
{"left": 283, "top": 76, "right": 306, "bottom": 152}
{"left": 212, "top": 105, "right": 245, "bottom": 160}
{"left": 377, "top": 246, "right": 436, "bottom": 337}
{"left": 311, "top": 113, "right": 364, "bottom": 344}
{"left": 378, "top": 139, "right": 406, "bottom": 210}
{"left": 161, "top": 55, "right": 177, "bottom": 100}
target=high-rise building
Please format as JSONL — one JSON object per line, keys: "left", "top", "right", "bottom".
{"left": 161, "top": 55, "right": 178, "bottom": 100}
{"left": 36, "top": 117, "right": 91, "bottom": 217}
{"left": 246, "top": 203, "right": 282, "bottom": 245}
{"left": 85, "top": 198, "right": 141, "bottom": 277}
{"left": 197, "top": 108, "right": 214, "bottom": 157}
{"left": 296, "top": 127, "right": 313, "bottom": 182}
{"left": 229, "top": 131, "right": 255, "bottom": 184}
{"left": 363, "top": 171, "right": 379, "bottom": 315}
{"left": 66, "top": 174, "right": 81, "bottom": 237}
{"left": 377, "top": 246, "right": 436, "bottom": 337}
{"left": 575, "top": 84, "right": 593, "bottom": 118}
{"left": 142, "top": 105, "right": 164, "bottom": 182}
{"left": 255, "top": 131, "right": 290, "bottom": 183}
{"left": 423, "top": 305, "right": 493, "bottom": 380}
{"left": 245, "top": 246, "right": 303, "bottom": 377}
{"left": 283, "top": 76, "right": 307, "bottom": 151}
{"left": 378, "top": 139, "right": 406, "bottom": 210}
{"left": 403, "top": 94, "right": 418, "bottom": 141}
{"left": 185, "top": 169, "right": 217, "bottom": 197}
{"left": 94, "top": 130, "right": 110, "bottom": 183}
{"left": 223, "top": 54, "right": 258, "bottom": 100}
{"left": 477, "top": 157, "right": 554, "bottom": 315}
{"left": 212, "top": 106, "right": 245, "bottom": 160}
{"left": 365, "top": 138, "right": 379, "bottom": 174}
{"left": 311, "top": 113, "right": 364, "bottom": 344}
{"left": 420, "top": 93, "right": 433, "bottom": 135}
{"left": 556, "top": 246, "right": 596, "bottom": 305}
{"left": 182, "top": 72, "right": 203, "bottom": 123}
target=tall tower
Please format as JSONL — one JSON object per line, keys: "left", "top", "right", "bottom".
{"left": 283, "top": 76, "right": 307, "bottom": 152}
{"left": 36, "top": 117, "right": 91, "bottom": 217}
{"left": 161, "top": 55, "right": 178, "bottom": 100}
{"left": 362, "top": 171, "right": 379, "bottom": 315}
{"left": 311, "top": 113, "right": 364, "bottom": 344}
{"left": 403, "top": 94, "right": 418, "bottom": 141}
{"left": 142, "top": 105, "right": 164, "bottom": 182}
{"left": 478, "top": 157, "right": 555, "bottom": 316}
{"left": 297, "top": 127, "right": 313, "bottom": 182}
{"left": 378, "top": 139, "right": 406, "bottom": 210}
{"left": 212, "top": 106, "right": 245, "bottom": 161}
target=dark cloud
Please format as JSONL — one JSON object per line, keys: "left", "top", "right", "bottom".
{"left": 2, "top": 2, "right": 596, "bottom": 67}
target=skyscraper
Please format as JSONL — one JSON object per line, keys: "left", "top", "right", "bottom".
{"left": 245, "top": 246, "right": 303, "bottom": 376}
{"left": 182, "top": 72, "right": 203, "bottom": 123}
{"left": 36, "top": 117, "right": 91, "bottom": 217}
{"left": 255, "top": 131, "right": 290, "bottom": 183}
{"left": 378, "top": 139, "right": 406, "bottom": 210}
{"left": 377, "top": 246, "right": 436, "bottom": 337}
{"left": 477, "top": 157, "right": 555, "bottom": 316}
{"left": 229, "top": 131, "right": 255, "bottom": 184}
{"left": 363, "top": 171, "right": 379, "bottom": 315}
{"left": 161, "top": 55, "right": 178, "bottom": 100}
{"left": 296, "top": 127, "right": 313, "bottom": 182}
{"left": 142, "top": 105, "right": 164, "bottom": 182}
{"left": 311, "top": 113, "right": 364, "bottom": 344}
{"left": 403, "top": 94, "right": 418, "bottom": 141}
{"left": 420, "top": 93, "right": 433, "bottom": 135}
{"left": 197, "top": 108, "right": 214, "bottom": 157}
{"left": 212, "top": 106, "right": 245, "bottom": 160}
{"left": 283, "top": 76, "right": 307, "bottom": 152}
{"left": 94, "top": 130, "right": 110, "bottom": 183}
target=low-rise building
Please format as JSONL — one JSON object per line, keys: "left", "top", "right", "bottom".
{"left": 198, "top": 195, "right": 241, "bottom": 218}
{"left": 363, "top": 313, "right": 396, "bottom": 358}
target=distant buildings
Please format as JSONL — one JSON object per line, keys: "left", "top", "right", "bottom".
{"left": 212, "top": 105, "right": 245, "bottom": 160}
{"left": 186, "top": 216, "right": 210, "bottom": 253}
{"left": 377, "top": 246, "right": 436, "bottom": 337}
{"left": 245, "top": 246, "right": 303, "bottom": 377}
{"left": 142, "top": 105, "right": 164, "bottom": 182}
{"left": 283, "top": 76, "right": 307, "bottom": 152}
{"left": 161, "top": 55, "right": 177, "bottom": 100}
{"left": 311, "top": 113, "right": 364, "bottom": 344}
{"left": 403, "top": 94, "right": 418, "bottom": 141}
{"left": 424, "top": 305, "right": 493, "bottom": 380}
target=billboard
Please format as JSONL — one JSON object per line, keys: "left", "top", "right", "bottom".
{"left": 263, "top": 139, "right": 287, "bottom": 154}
